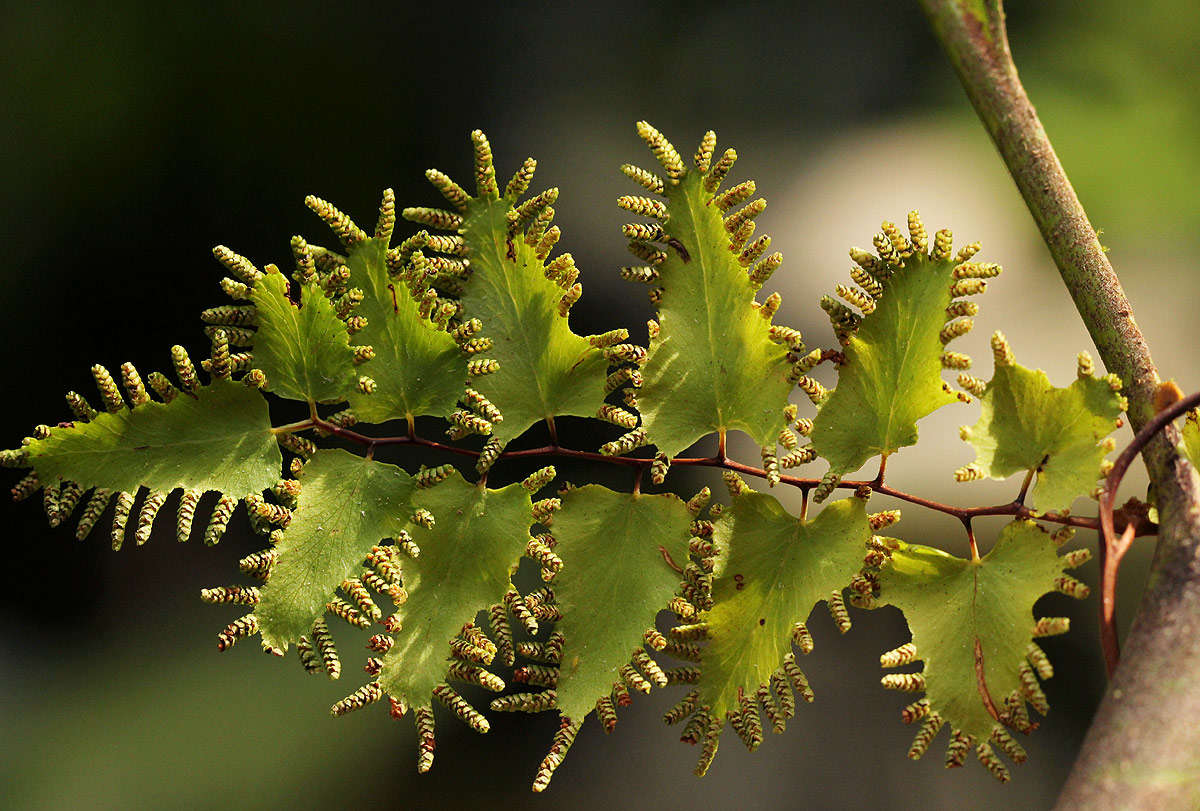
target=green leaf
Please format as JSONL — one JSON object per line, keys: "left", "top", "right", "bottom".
{"left": 342, "top": 238, "right": 466, "bottom": 423}
{"left": 407, "top": 131, "right": 611, "bottom": 447}
{"left": 540, "top": 485, "right": 692, "bottom": 723}
{"left": 811, "top": 216, "right": 991, "bottom": 498}
{"left": 1177, "top": 409, "right": 1200, "bottom": 469}
{"left": 671, "top": 489, "right": 870, "bottom": 775}
{"left": 250, "top": 267, "right": 362, "bottom": 404}
{"left": 958, "top": 341, "right": 1125, "bottom": 512}
{"left": 256, "top": 449, "right": 418, "bottom": 649}
{"left": 27, "top": 377, "right": 280, "bottom": 496}
{"left": 875, "top": 520, "right": 1089, "bottom": 778}
{"left": 625, "top": 126, "right": 796, "bottom": 460}
{"left": 377, "top": 473, "right": 532, "bottom": 711}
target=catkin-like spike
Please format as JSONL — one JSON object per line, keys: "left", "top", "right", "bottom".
{"left": 446, "top": 662, "right": 506, "bottom": 693}
{"left": 738, "top": 234, "right": 772, "bottom": 267}
{"left": 532, "top": 718, "right": 582, "bottom": 793}
{"left": 109, "top": 491, "right": 134, "bottom": 550}
{"left": 946, "top": 730, "right": 972, "bottom": 768}
{"left": 599, "top": 428, "right": 649, "bottom": 456}
{"left": 467, "top": 358, "right": 500, "bottom": 377}
{"left": 310, "top": 618, "right": 340, "bottom": 679}
{"left": 627, "top": 241, "right": 667, "bottom": 266}
{"left": 772, "top": 671, "right": 796, "bottom": 720}
{"left": 758, "top": 683, "right": 786, "bottom": 734}
{"left": 340, "top": 578, "right": 381, "bottom": 622}
{"left": 593, "top": 695, "right": 619, "bottom": 733}
{"left": 426, "top": 168, "right": 470, "bottom": 213}
{"left": 133, "top": 490, "right": 167, "bottom": 545}
{"left": 621, "top": 222, "right": 665, "bottom": 242}
{"left": 932, "top": 228, "right": 954, "bottom": 261}
{"left": 212, "top": 245, "right": 262, "bottom": 285}
{"left": 1054, "top": 574, "right": 1090, "bottom": 599}
{"left": 170, "top": 346, "right": 199, "bottom": 393}
{"left": 620, "top": 163, "right": 665, "bottom": 195}
{"left": 216, "top": 613, "right": 259, "bottom": 652}
{"left": 940, "top": 351, "right": 972, "bottom": 370}
{"left": 958, "top": 373, "right": 987, "bottom": 397}
{"left": 954, "top": 261, "right": 1002, "bottom": 280}
{"left": 119, "top": 363, "right": 150, "bottom": 407}
{"left": 403, "top": 206, "right": 464, "bottom": 231}
{"left": 724, "top": 198, "right": 766, "bottom": 236}
{"left": 705, "top": 147, "right": 737, "bottom": 193}
{"left": 1027, "top": 642, "right": 1054, "bottom": 680}
{"left": 475, "top": 436, "right": 504, "bottom": 475}
{"left": 330, "top": 681, "right": 383, "bottom": 717}
{"left": 596, "top": 404, "right": 638, "bottom": 429}
{"left": 908, "top": 713, "right": 945, "bottom": 759}
{"left": 693, "top": 712, "right": 724, "bottom": 778}
{"left": 199, "top": 585, "right": 261, "bottom": 606}
{"left": 956, "top": 241, "right": 982, "bottom": 261}
{"left": 836, "top": 283, "right": 877, "bottom": 315}
{"left": 788, "top": 621, "right": 814, "bottom": 654}
{"left": 691, "top": 130, "right": 717, "bottom": 173}
{"left": 907, "top": 211, "right": 928, "bottom": 254}
{"left": 635, "top": 121, "right": 685, "bottom": 181}
{"left": 715, "top": 180, "right": 756, "bottom": 212}
{"left": 91, "top": 365, "right": 124, "bottom": 413}
{"left": 633, "top": 650, "right": 668, "bottom": 688}
{"left": 950, "top": 278, "right": 987, "bottom": 297}
{"left": 940, "top": 318, "right": 973, "bottom": 344}
{"left": 203, "top": 495, "right": 237, "bottom": 546}
{"left": 722, "top": 470, "right": 751, "bottom": 498}
{"left": 945, "top": 300, "right": 979, "bottom": 319}
{"left": 305, "top": 195, "right": 366, "bottom": 248}
{"left": 1062, "top": 548, "right": 1092, "bottom": 570}
{"left": 413, "top": 464, "right": 454, "bottom": 489}
{"left": 175, "top": 489, "right": 200, "bottom": 542}
{"left": 520, "top": 466, "right": 557, "bottom": 494}
{"left": 557, "top": 283, "right": 582, "bottom": 317}
{"left": 761, "top": 447, "right": 780, "bottom": 487}
{"left": 295, "top": 636, "right": 322, "bottom": 674}
{"left": 220, "top": 276, "right": 253, "bottom": 301}
{"left": 1017, "top": 662, "right": 1050, "bottom": 715}
{"left": 487, "top": 603, "right": 515, "bottom": 667}
{"left": 749, "top": 252, "right": 784, "bottom": 288}
{"left": 501, "top": 157, "right": 537, "bottom": 201}
{"left": 491, "top": 691, "right": 558, "bottom": 713}
{"left": 881, "top": 672, "right": 926, "bottom": 692}
{"left": 51, "top": 480, "right": 83, "bottom": 527}
{"left": 882, "top": 220, "right": 914, "bottom": 259}
{"left": 504, "top": 588, "right": 538, "bottom": 635}
{"left": 782, "top": 655, "right": 815, "bottom": 702}
{"left": 795, "top": 375, "right": 829, "bottom": 405}
{"left": 203, "top": 325, "right": 252, "bottom": 349}
{"left": 11, "top": 471, "right": 40, "bottom": 503}
{"left": 1076, "top": 351, "right": 1095, "bottom": 379}
{"left": 991, "top": 727, "right": 1028, "bottom": 764}
{"left": 955, "top": 463, "right": 984, "bottom": 482}
{"left": 624, "top": 266, "right": 662, "bottom": 287}
{"left": 663, "top": 690, "right": 701, "bottom": 726}
{"left": 663, "top": 666, "right": 702, "bottom": 685}
{"left": 669, "top": 597, "right": 698, "bottom": 620}
{"left": 470, "top": 129, "right": 498, "bottom": 199}
{"left": 413, "top": 705, "right": 436, "bottom": 773}
{"left": 1033, "top": 616, "right": 1070, "bottom": 637}
{"left": 616, "top": 194, "right": 668, "bottom": 220}
{"left": 880, "top": 643, "right": 918, "bottom": 668}
{"left": 902, "top": 698, "right": 931, "bottom": 724}
{"left": 515, "top": 664, "right": 560, "bottom": 689}
{"left": 848, "top": 265, "right": 883, "bottom": 300}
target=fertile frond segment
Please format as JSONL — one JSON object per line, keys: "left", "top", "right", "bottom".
{"left": 957, "top": 337, "right": 1126, "bottom": 511}
{"left": 621, "top": 124, "right": 797, "bottom": 462}
{"left": 811, "top": 214, "right": 996, "bottom": 500}
{"left": 670, "top": 487, "right": 872, "bottom": 775}
{"left": 875, "top": 520, "right": 1089, "bottom": 780}
{"left": 253, "top": 449, "right": 420, "bottom": 649}
{"left": 237, "top": 264, "right": 366, "bottom": 403}
{"left": 1180, "top": 409, "right": 1200, "bottom": 469}
{"left": 407, "top": 131, "right": 611, "bottom": 448}
{"left": 495, "top": 484, "right": 692, "bottom": 791}
{"left": 7, "top": 348, "right": 280, "bottom": 547}
{"left": 372, "top": 472, "right": 533, "bottom": 770}
{"left": 299, "top": 193, "right": 467, "bottom": 424}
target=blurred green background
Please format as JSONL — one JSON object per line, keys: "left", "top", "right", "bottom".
{"left": 1, "top": 1, "right": 1197, "bottom": 809}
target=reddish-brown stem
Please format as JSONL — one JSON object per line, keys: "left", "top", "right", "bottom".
{"left": 1097, "top": 390, "right": 1200, "bottom": 676}
{"left": 964, "top": 518, "right": 980, "bottom": 562}
{"left": 281, "top": 414, "right": 1120, "bottom": 534}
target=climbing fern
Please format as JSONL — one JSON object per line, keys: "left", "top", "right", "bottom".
{"left": 2, "top": 122, "right": 1147, "bottom": 792}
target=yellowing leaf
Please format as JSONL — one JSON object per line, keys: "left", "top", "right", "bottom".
{"left": 958, "top": 339, "right": 1125, "bottom": 512}
{"left": 875, "top": 520, "right": 1090, "bottom": 780}
{"left": 671, "top": 490, "right": 871, "bottom": 775}
{"left": 625, "top": 125, "right": 796, "bottom": 460}
{"left": 256, "top": 449, "right": 418, "bottom": 649}
{"left": 250, "top": 267, "right": 362, "bottom": 404}
{"left": 811, "top": 215, "right": 991, "bottom": 499}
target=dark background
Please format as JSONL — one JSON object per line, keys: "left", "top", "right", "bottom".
{"left": 1, "top": 1, "right": 1197, "bottom": 809}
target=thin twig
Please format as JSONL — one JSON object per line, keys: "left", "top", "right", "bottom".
{"left": 1097, "top": 390, "right": 1200, "bottom": 675}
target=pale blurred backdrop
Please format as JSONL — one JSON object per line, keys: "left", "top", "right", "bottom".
{"left": 1, "top": 1, "right": 1197, "bottom": 809}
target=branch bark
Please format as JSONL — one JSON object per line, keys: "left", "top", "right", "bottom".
{"left": 919, "top": 1, "right": 1200, "bottom": 807}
